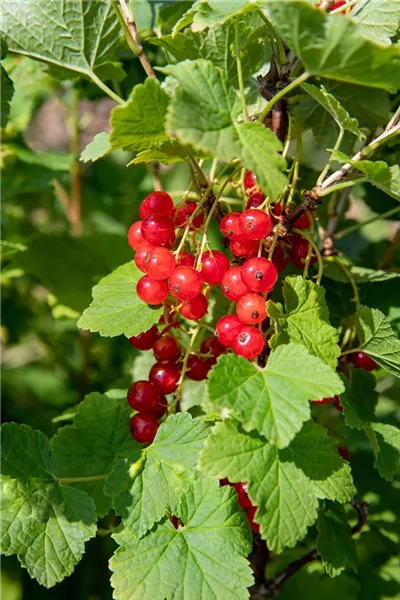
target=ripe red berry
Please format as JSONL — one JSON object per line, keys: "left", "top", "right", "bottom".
{"left": 216, "top": 315, "right": 243, "bottom": 347}
{"left": 234, "top": 482, "right": 252, "bottom": 511}
{"left": 168, "top": 266, "right": 204, "bottom": 300}
{"left": 230, "top": 238, "right": 259, "bottom": 259}
{"left": 240, "top": 209, "right": 272, "bottom": 241}
{"left": 128, "top": 221, "right": 146, "bottom": 250}
{"left": 233, "top": 326, "right": 264, "bottom": 359}
{"left": 348, "top": 352, "right": 377, "bottom": 371}
{"left": 140, "top": 191, "right": 174, "bottom": 219}
{"left": 271, "top": 243, "right": 289, "bottom": 272}
{"left": 246, "top": 192, "right": 263, "bottom": 209}
{"left": 174, "top": 201, "right": 204, "bottom": 229}
{"left": 221, "top": 267, "right": 250, "bottom": 301}
{"left": 153, "top": 336, "right": 181, "bottom": 362}
{"left": 177, "top": 252, "right": 195, "bottom": 267}
{"left": 329, "top": 0, "right": 347, "bottom": 10}
{"left": 129, "top": 325, "right": 159, "bottom": 350}
{"left": 246, "top": 506, "right": 260, "bottom": 532}
{"left": 220, "top": 212, "right": 244, "bottom": 240}
{"left": 312, "top": 396, "right": 338, "bottom": 405}
{"left": 179, "top": 293, "right": 208, "bottom": 321}
{"left": 200, "top": 251, "right": 230, "bottom": 284}
{"left": 333, "top": 396, "right": 343, "bottom": 412}
{"left": 134, "top": 242, "right": 154, "bottom": 273}
{"left": 294, "top": 212, "right": 310, "bottom": 229}
{"left": 127, "top": 380, "right": 161, "bottom": 414}
{"left": 241, "top": 257, "right": 278, "bottom": 293}
{"left": 236, "top": 293, "right": 267, "bottom": 325}
{"left": 137, "top": 276, "right": 168, "bottom": 305}
{"left": 152, "top": 394, "right": 168, "bottom": 419}
{"left": 244, "top": 171, "right": 257, "bottom": 191}
{"left": 141, "top": 214, "right": 175, "bottom": 247}
{"left": 186, "top": 354, "right": 213, "bottom": 380}
{"left": 129, "top": 414, "right": 159, "bottom": 444}
{"left": 149, "top": 361, "right": 181, "bottom": 394}
{"left": 290, "top": 239, "right": 317, "bottom": 269}
{"left": 200, "top": 336, "right": 225, "bottom": 358}
{"left": 144, "top": 246, "right": 176, "bottom": 280}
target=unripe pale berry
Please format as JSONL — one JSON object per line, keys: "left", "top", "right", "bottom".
{"left": 144, "top": 246, "right": 175, "bottom": 280}
{"left": 233, "top": 325, "right": 264, "bottom": 359}
{"left": 140, "top": 191, "right": 174, "bottom": 219}
{"left": 129, "top": 414, "right": 159, "bottom": 444}
{"left": 179, "top": 293, "right": 208, "bottom": 321}
{"left": 128, "top": 220, "right": 146, "bottom": 250}
{"left": 141, "top": 214, "right": 175, "bottom": 247}
{"left": 137, "top": 276, "right": 168, "bottom": 305}
{"left": 129, "top": 325, "right": 159, "bottom": 350}
{"left": 200, "top": 251, "right": 230, "bottom": 284}
{"left": 216, "top": 315, "right": 243, "bottom": 347}
{"left": 236, "top": 293, "right": 267, "bottom": 325}
{"left": 241, "top": 257, "right": 278, "bottom": 293}
{"left": 168, "top": 266, "right": 203, "bottom": 300}
{"left": 240, "top": 209, "right": 272, "bottom": 240}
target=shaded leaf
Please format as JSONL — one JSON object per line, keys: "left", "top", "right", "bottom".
{"left": 317, "top": 502, "right": 358, "bottom": 577}
{"left": 352, "top": 0, "right": 400, "bottom": 46}
{"left": 356, "top": 305, "right": 400, "bottom": 377}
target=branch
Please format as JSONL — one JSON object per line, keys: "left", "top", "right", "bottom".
{"left": 116, "top": 0, "right": 157, "bottom": 79}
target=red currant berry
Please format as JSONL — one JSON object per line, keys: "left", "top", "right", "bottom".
{"left": 348, "top": 352, "right": 377, "bottom": 371}
{"left": 233, "top": 325, "right": 264, "bottom": 359}
{"left": 312, "top": 395, "right": 338, "bottom": 405}
{"left": 200, "top": 250, "right": 230, "bottom": 284}
{"left": 153, "top": 336, "right": 181, "bottom": 362}
{"left": 230, "top": 238, "right": 259, "bottom": 259}
{"left": 240, "top": 209, "right": 272, "bottom": 241}
{"left": 236, "top": 293, "right": 267, "bottom": 325}
{"left": 149, "top": 361, "right": 181, "bottom": 394}
{"left": 290, "top": 239, "right": 317, "bottom": 269}
{"left": 152, "top": 394, "right": 168, "bottom": 419}
{"left": 329, "top": 0, "right": 346, "bottom": 10}
{"left": 139, "top": 191, "right": 174, "bottom": 219}
{"left": 333, "top": 396, "right": 343, "bottom": 412}
{"left": 246, "top": 506, "right": 260, "bottom": 533}
{"left": 180, "top": 293, "right": 208, "bottom": 321}
{"left": 134, "top": 242, "right": 155, "bottom": 273}
{"left": 241, "top": 257, "right": 278, "bottom": 293}
{"left": 129, "top": 325, "right": 159, "bottom": 350}
{"left": 141, "top": 214, "right": 175, "bottom": 247}
{"left": 271, "top": 243, "right": 289, "bottom": 272}
{"left": 168, "top": 266, "right": 204, "bottom": 300}
{"left": 137, "top": 276, "right": 168, "bottom": 305}
{"left": 234, "top": 482, "right": 252, "bottom": 511}
{"left": 128, "top": 221, "right": 146, "bottom": 250}
{"left": 244, "top": 171, "right": 257, "bottom": 191}
{"left": 127, "top": 380, "right": 161, "bottom": 414}
{"left": 246, "top": 192, "right": 263, "bottom": 209}
{"left": 143, "top": 246, "right": 176, "bottom": 280}
{"left": 200, "top": 336, "right": 225, "bottom": 358}
{"left": 129, "top": 414, "right": 159, "bottom": 444}
{"left": 177, "top": 252, "right": 195, "bottom": 267}
{"left": 174, "top": 201, "right": 204, "bottom": 229}
{"left": 272, "top": 202, "right": 284, "bottom": 220}
{"left": 220, "top": 212, "right": 244, "bottom": 240}
{"left": 186, "top": 354, "right": 213, "bottom": 380}
{"left": 338, "top": 446, "right": 350, "bottom": 461}
{"left": 221, "top": 267, "right": 250, "bottom": 301}
{"left": 294, "top": 212, "right": 310, "bottom": 229}
{"left": 216, "top": 315, "right": 243, "bottom": 347}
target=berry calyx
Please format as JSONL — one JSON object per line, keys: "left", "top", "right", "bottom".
{"left": 128, "top": 220, "right": 146, "bottom": 250}
{"left": 153, "top": 336, "right": 181, "bottom": 362}
{"left": 244, "top": 171, "right": 257, "bottom": 191}
{"left": 290, "top": 238, "right": 317, "bottom": 269}
{"left": 137, "top": 276, "right": 168, "bottom": 305}
{"left": 139, "top": 191, "right": 174, "bottom": 219}
{"left": 246, "top": 192, "right": 263, "bottom": 209}
{"left": 221, "top": 267, "right": 250, "bottom": 301}
{"left": 141, "top": 214, "right": 175, "bottom": 247}
{"left": 186, "top": 354, "right": 213, "bottom": 380}
{"left": 144, "top": 245, "right": 176, "bottom": 280}
{"left": 240, "top": 209, "right": 272, "bottom": 240}
{"left": 220, "top": 212, "right": 244, "bottom": 240}
{"left": 179, "top": 293, "right": 208, "bottom": 321}
{"left": 241, "top": 257, "right": 278, "bottom": 293}
{"left": 348, "top": 352, "right": 377, "bottom": 371}
{"left": 174, "top": 201, "right": 204, "bottom": 229}
{"left": 127, "top": 380, "right": 162, "bottom": 414}
{"left": 129, "top": 325, "right": 159, "bottom": 350}
{"left": 236, "top": 293, "right": 267, "bottom": 325}
{"left": 168, "top": 266, "right": 204, "bottom": 300}
{"left": 200, "top": 336, "right": 225, "bottom": 358}
{"left": 129, "top": 414, "right": 159, "bottom": 444}
{"left": 232, "top": 326, "right": 264, "bottom": 359}
{"left": 216, "top": 315, "right": 243, "bottom": 347}
{"left": 200, "top": 250, "right": 230, "bottom": 284}
{"left": 177, "top": 252, "right": 195, "bottom": 267}
{"left": 149, "top": 361, "right": 181, "bottom": 394}
{"left": 230, "top": 237, "right": 259, "bottom": 259}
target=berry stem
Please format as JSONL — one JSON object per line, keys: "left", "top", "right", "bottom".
{"left": 285, "top": 122, "right": 302, "bottom": 208}
{"left": 235, "top": 16, "right": 249, "bottom": 122}
{"left": 293, "top": 228, "right": 324, "bottom": 285}
{"left": 317, "top": 126, "right": 344, "bottom": 186}
{"left": 268, "top": 222, "right": 282, "bottom": 260}
{"left": 173, "top": 324, "right": 202, "bottom": 405}
{"left": 57, "top": 474, "right": 107, "bottom": 484}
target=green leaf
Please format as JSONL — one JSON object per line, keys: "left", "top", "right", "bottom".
{"left": 199, "top": 420, "right": 354, "bottom": 552}
{"left": 267, "top": 276, "right": 341, "bottom": 369}
{"left": 1, "top": 423, "right": 96, "bottom": 587}
{"left": 1, "top": 0, "right": 121, "bottom": 83}
{"left": 355, "top": 305, "right": 400, "bottom": 377}
{"left": 105, "top": 413, "right": 210, "bottom": 537}
{"left": 163, "top": 59, "right": 287, "bottom": 199}
{"left": 324, "top": 261, "right": 400, "bottom": 284}
{"left": 0, "top": 240, "right": 27, "bottom": 261}
{"left": 78, "top": 261, "right": 163, "bottom": 338}
{"left": 352, "top": 0, "right": 400, "bottom": 47}
{"left": 130, "top": 140, "right": 211, "bottom": 165}
{"left": 51, "top": 393, "right": 140, "bottom": 517}
{"left": 265, "top": 1, "right": 400, "bottom": 91}
{"left": 110, "top": 478, "right": 253, "bottom": 600}
{"left": 370, "top": 422, "right": 400, "bottom": 481}
{"left": 208, "top": 344, "right": 344, "bottom": 448}
{"left": 340, "top": 368, "right": 378, "bottom": 430}
{"left": 317, "top": 502, "right": 358, "bottom": 577}
{"left": 2, "top": 144, "right": 74, "bottom": 171}
{"left": 110, "top": 79, "right": 170, "bottom": 153}
{"left": 80, "top": 132, "right": 112, "bottom": 163}
{"left": 173, "top": 0, "right": 256, "bottom": 34}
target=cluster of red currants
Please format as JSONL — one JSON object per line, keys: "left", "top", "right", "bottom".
{"left": 220, "top": 479, "right": 259, "bottom": 532}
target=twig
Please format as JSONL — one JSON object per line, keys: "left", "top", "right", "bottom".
{"left": 116, "top": 0, "right": 157, "bottom": 79}
{"left": 351, "top": 499, "right": 369, "bottom": 534}
{"left": 258, "top": 72, "right": 309, "bottom": 124}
